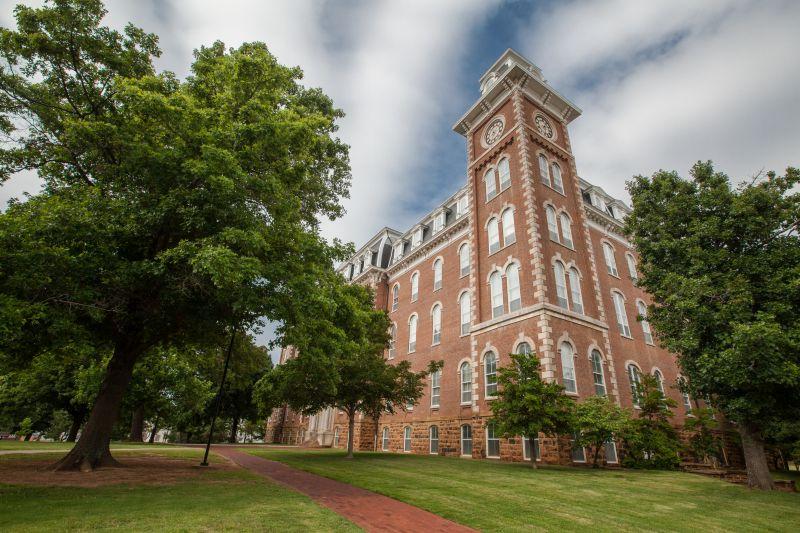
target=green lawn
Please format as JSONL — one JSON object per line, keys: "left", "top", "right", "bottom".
{"left": 248, "top": 448, "right": 800, "bottom": 532}
{"left": 0, "top": 440, "right": 184, "bottom": 451}
{"left": 0, "top": 449, "right": 358, "bottom": 532}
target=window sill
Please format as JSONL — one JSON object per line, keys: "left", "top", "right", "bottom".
{"left": 565, "top": 391, "right": 579, "bottom": 397}
{"left": 550, "top": 238, "right": 575, "bottom": 252}
{"left": 485, "top": 396, "right": 497, "bottom": 401}
{"left": 411, "top": 297, "right": 418, "bottom": 303}
{"left": 433, "top": 286, "right": 442, "bottom": 292}
{"left": 542, "top": 183, "right": 566, "bottom": 197}
{"left": 607, "top": 272, "right": 620, "bottom": 279}
{"left": 488, "top": 241, "right": 514, "bottom": 258}
{"left": 460, "top": 402, "right": 472, "bottom": 407}
{"left": 431, "top": 341, "right": 440, "bottom": 347}
{"left": 619, "top": 334, "right": 633, "bottom": 340}
{"left": 430, "top": 405, "right": 439, "bottom": 410}
{"left": 460, "top": 272, "right": 470, "bottom": 279}
{"left": 460, "top": 331, "right": 470, "bottom": 338}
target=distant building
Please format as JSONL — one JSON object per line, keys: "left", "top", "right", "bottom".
{"left": 268, "top": 49, "right": 702, "bottom": 464}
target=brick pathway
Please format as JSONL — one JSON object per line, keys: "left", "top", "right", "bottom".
{"left": 215, "top": 448, "right": 475, "bottom": 533}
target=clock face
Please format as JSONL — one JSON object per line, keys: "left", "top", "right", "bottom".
{"left": 534, "top": 114, "right": 554, "bottom": 139}
{"left": 484, "top": 118, "right": 505, "bottom": 146}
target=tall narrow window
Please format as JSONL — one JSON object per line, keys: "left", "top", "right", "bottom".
{"left": 486, "top": 422, "right": 500, "bottom": 458}
{"left": 484, "top": 351, "right": 498, "bottom": 397}
{"left": 559, "top": 213, "right": 573, "bottom": 248}
{"left": 679, "top": 377, "right": 693, "bottom": 413}
{"left": 546, "top": 206, "right": 559, "bottom": 241}
{"left": 433, "top": 259, "right": 443, "bottom": 291}
{"left": 381, "top": 427, "right": 389, "bottom": 451}
{"left": 516, "top": 342, "right": 532, "bottom": 355}
{"left": 461, "top": 424, "right": 473, "bottom": 456}
{"left": 429, "top": 426, "right": 439, "bottom": 454}
{"left": 403, "top": 426, "right": 412, "bottom": 452}
{"left": 605, "top": 440, "right": 618, "bottom": 463}
{"left": 388, "top": 323, "right": 396, "bottom": 359}
{"left": 460, "top": 362, "right": 472, "bottom": 403}
{"left": 498, "top": 158, "right": 511, "bottom": 190}
{"left": 506, "top": 263, "right": 521, "bottom": 312}
{"left": 502, "top": 209, "right": 516, "bottom": 246}
{"left": 560, "top": 342, "right": 577, "bottom": 393}
{"left": 571, "top": 433, "right": 586, "bottom": 462}
{"left": 653, "top": 369, "right": 665, "bottom": 395}
{"left": 459, "top": 291, "right": 471, "bottom": 335}
{"left": 487, "top": 218, "right": 500, "bottom": 254}
{"left": 554, "top": 261, "right": 569, "bottom": 309}
{"left": 626, "top": 254, "right": 638, "bottom": 281}
{"left": 334, "top": 427, "right": 340, "bottom": 447}
{"left": 408, "top": 314, "right": 417, "bottom": 353}
{"left": 612, "top": 292, "right": 631, "bottom": 337}
{"left": 485, "top": 168, "right": 497, "bottom": 201}
{"left": 603, "top": 242, "right": 618, "bottom": 276}
{"left": 637, "top": 301, "right": 653, "bottom": 344}
{"left": 431, "top": 304, "right": 441, "bottom": 345}
{"left": 568, "top": 267, "right": 584, "bottom": 314}
{"left": 538, "top": 154, "right": 550, "bottom": 187}
{"left": 410, "top": 272, "right": 419, "bottom": 302}
{"left": 590, "top": 349, "right": 606, "bottom": 396}
{"left": 489, "top": 271, "right": 504, "bottom": 318}
{"left": 627, "top": 364, "right": 642, "bottom": 407}
{"left": 392, "top": 284, "right": 399, "bottom": 311}
{"left": 523, "top": 436, "right": 541, "bottom": 461}
{"left": 551, "top": 163, "right": 564, "bottom": 194}
{"left": 459, "top": 243, "right": 470, "bottom": 277}
{"left": 430, "top": 369, "right": 441, "bottom": 408}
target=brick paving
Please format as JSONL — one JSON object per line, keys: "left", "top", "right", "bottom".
{"left": 215, "top": 448, "right": 476, "bottom": 533}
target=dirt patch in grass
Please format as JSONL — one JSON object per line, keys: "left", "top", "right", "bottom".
{"left": 0, "top": 454, "right": 237, "bottom": 488}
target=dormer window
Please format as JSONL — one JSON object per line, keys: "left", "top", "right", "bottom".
{"left": 456, "top": 196, "right": 469, "bottom": 217}
{"left": 393, "top": 242, "right": 404, "bottom": 261}
{"left": 433, "top": 211, "right": 446, "bottom": 233}
{"left": 412, "top": 228, "right": 423, "bottom": 247}
{"left": 606, "top": 204, "right": 616, "bottom": 218}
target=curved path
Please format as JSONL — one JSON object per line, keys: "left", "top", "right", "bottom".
{"left": 216, "top": 447, "right": 475, "bottom": 533}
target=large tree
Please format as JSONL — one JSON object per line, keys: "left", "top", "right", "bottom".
{"left": 625, "top": 162, "right": 800, "bottom": 489}
{"left": 489, "top": 351, "right": 575, "bottom": 469}
{"left": 0, "top": 0, "right": 350, "bottom": 470}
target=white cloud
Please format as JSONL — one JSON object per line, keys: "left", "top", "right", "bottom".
{"left": 518, "top": 0, "right": 800, "bottom": 202}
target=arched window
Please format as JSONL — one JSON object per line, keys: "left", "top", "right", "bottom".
{"left": 551, "top": 163, "right": 564, "bottom": 194}
{"left": 637, "top": 301, "right": 653, "bottom": 344}
{"left": 568, "top": 267, "right": 584, "bottom": 314}
{"left": 559, "top": 213, "right": 573, "bottom": 248}
{"left": 392, "top": 284, "right": 399, "bottom": 311}
{"left": 502, "top": 209, "right": 516, "bottom": 246}
{"left": 408, "top": 314, "right": 417, "bottom": 352}
{"left": 546, "top": 206, "right": 559, "bottom": 241}
{"left": 430, "top": 369, "right": 441, "bottom": 408}
{"left": 538, "top": 154, "right": 550, "bottom": 187}
{"left": 433, "top": 259, "right": 443, "bottom": 291}
{"left": 459, "top": 291, "right": 471, "bottom": 335}
{"left": 484, "top": 351, "right": 498, "bottom": 397}
{"left": 612, "top": 292, "right": 631, "bottom": 337}
{"left": 431, "top": 304, "right": 442, "bottom": 345}
{"left": 678, "top": 376, "right": 693, "bottom": 413}
{"left": 461, "top": 424, "right": 473, "bottom": 456}
{"left": 653, "top": 369, "right": 665, "bottom": 395}
{"left": 485, "top": 168, "right": 497, "bottom": 201}
{"left": 603, "top": 242, "right": 618, "bottom": 276}
{"left": 516, "top": 342, "right": 533, "bottom": 355}
{"left": 410, "top": 272, "right": 419, "bottom": 302}
{"left": 429, "top": 425, "right": 439, "bottom": 454}
{"left": 498, "top": 158, "right": 511, "bottom": 190}
{"left": 506, "top": 263, "right": 521, "bottom": 312}
{"left": 487, "top": 217, "right": 500, "bottom": 254}
{"left": 459, "top": 243, "right": 470, "bottom": 277}
{"left": 403, "top": 426, "right": 412, "bottom": 452}
{"left": 486, "top": 422, "right": 500, "bottom": 458}
{"left": 460, "top": 362, "right": 472, "bottom": 404}
{"left": 560, "top": 342, "right": 577, "bottom": 393}
{"left": 388, "top": 323, "right": 397, "bottom": 358}
{"left": 381, "top": 427, "right": 389, "bottom": 451}
{"left": 590, "top": 349, "right": 606, "bottom": 396}
{"left": 626, "top": 254, "right": 638, "bottom": 281}
{"left": 489, "top": 271, "right": 504, "bottom": 318}
{"left": 627, "top": 364, "right": 642, "bottom": 407}
{"left": 554, "top": 261, "right": 569, "bottom": 309}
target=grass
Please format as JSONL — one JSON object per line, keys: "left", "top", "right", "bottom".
{"left": 0, "top": 440, "right": 183, "bottom": 451}
{"left": 249, "top": 448, "right": 800, "bottom": 532}
{"left": 0, "top": 447, "right": 359, "bottom": 532}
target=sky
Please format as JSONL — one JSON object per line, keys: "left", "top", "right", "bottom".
{"left": 2, "top": 0, "right": 799, "bottom": 358}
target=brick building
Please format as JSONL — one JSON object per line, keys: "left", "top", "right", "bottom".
{"left": 268, "top": 49, "right": 699, "bottom": 464}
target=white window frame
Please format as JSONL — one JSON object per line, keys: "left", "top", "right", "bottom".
{"left": 486, "top": 422, "right": 500, "bottom": 458}
{"left": 653, "top": 369, "right": 665, "bottom": 395}
{"left": 603, "top": 242, "right": 619, "bottom": 277}
{"left": 381, "top": 427, "right": 389, "bottom": 451}
{"left": 538, "top": 154, "right": 550, "bottom": 187}
{"left": 559, "top": 212, "right": 573, "bottom": 248}
{"left": 489, "top": 271, "right": 504, "bottom": 318}
{"left": 612, "top": 291, "right": 631, "bottom": 338}
{"left": 628, "top": 363, "right": 642, "bottom": 408}
{"left": 430, "top": 369, "right": 441, "bottom": 408}
{"left": 546, "top": 206, "right": 559, "bottom": 242}
{"left": 412, "top": 228, "right": 423, "bottom": 248}
{"left": 485, "top": 168, "right": 497, "bottom": 201}
{"left": 403, "top": 426, "right": 412, "bottom": 452}
{"left": 391, "top": 284, "right": 399, "bottom": 312}
{"left": 506, "top": 263, "right": 521, "bottom": 312}
{"left": 498, "top": 157, "right": 511, "bottom": 190}
{"left": 554, "top": 261, "right": 569, "bottom": 309}
{"left": 460, "top": 424, "right": 473, "bottom": 457}
{"left": 590, "top": 349, "right": 606, "bottom": 396}
{"left": 459, "top": 291, "right": 471, "bottom": 335}
{"left": 487, "top": 217, "right": 500, "bottom": 254}
{"left": 410, "top": 272, "right": 419, "bottom": 302}
{"left": 551, "top": 163, "right": 564, "bottom": 194}
{"left": 433, "top": 259, "right": 443, "bottom": 291}
{"left": 408, "top": 314, "right": 417, "bottom": 353}
{"left": 516, "top": 342, "right": 533, "bottom": 355}
{"left": 638, "top": 300, "right": 654, "bottom": 345}
{"left": 568, "top": 267, "right": 583, "bottom": 314}
{"left": 431, "top": 304, "right": 441, "bottom": 345}
{"left": 605, "top": 440, "right": 618, "bottom": 464}
{"left": 433, "top": 212, "right": 445, "bottom": 233}
{"left": 523, "top": 436, "right": 541, "bottom": 461}
{"left": 484, "top": 351, "right": 498, "bottom": 398}
{"left": 571, "top": 433, "right": 586, "bottom": 463}
{"left": 460, "top": 362, "right": 472, "bottom": 404}
{"left": 388, "top": 323, "right": 396, "bottom": 359}
{"left": 456, "top": 195, "right": 469, "bottom": 217}
{"left": 626, "top": 253, "right": 638, "bottom": 281}
{"left": 333, "top": 426, "right": 340, "bottom": 447}
{"left": 429, "top": 425, "right": 439, "bottom": 454}
{"left": 502, "top": 208, "right": 516, "bottom": 246}
{"left": 459, "top": 243, "right": 470, "bottom": 277}
{"left": 560, "top": 341, "right": 577, "bottom": 393}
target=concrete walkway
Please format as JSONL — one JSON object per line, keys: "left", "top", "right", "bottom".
{"left": 215, "top": 447, "right": 476, "bottom": 533}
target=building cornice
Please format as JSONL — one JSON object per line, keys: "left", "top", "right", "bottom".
{"left": 386, "top": 215, "right": 470, "bottom": 277}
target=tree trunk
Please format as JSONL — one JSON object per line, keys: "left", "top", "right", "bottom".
{"left": 229, "top": 415, "right": 239, "bottom": 444}
{"left": 738, "top": 422, "right": 774, "bottom": 490}
{"left": 129, "top": 405, "right": 145, "bottom": 442}
{"left": 52, "top": 341, "right": 141, "bottom": 471}
{"left": 346, "top": 410, "right": 356, "bottom": 459}
{"left": 66, "top": 414, "right": 82, "bottom": 443}
{"left": 23, "top": 433, "right": 32, "bottom": 442}
{"left": 148, "top": 416, "right": 159, "bottom": 443}
{"left": 528, "top": 437, "right": 537, "bottom": 469}
{"left": 594, "top": 444, "right": 602, "bottom": 468}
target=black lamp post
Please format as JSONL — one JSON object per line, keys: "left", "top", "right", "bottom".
{"left": 200, "top": 328, "right": 237, "bottom": 467}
